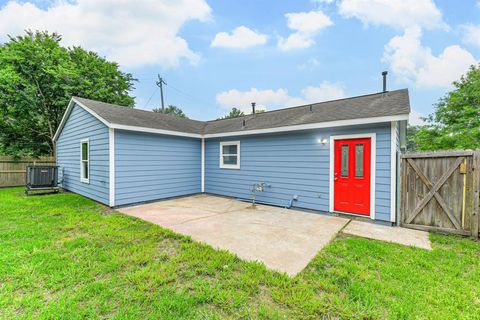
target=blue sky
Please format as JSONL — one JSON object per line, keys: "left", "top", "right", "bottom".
{"left": 0, "top": 0, "right": 479, "bottom": 123}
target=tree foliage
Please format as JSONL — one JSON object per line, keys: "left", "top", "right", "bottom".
{"left": 152, "top": 105, "right": 188, "bottom": 118}
{"left": 0, "top": 31, "right": 136, "bottom": 157}
{"left": 406, "top": 125, "right": 420, "bottom": 151}
{"left": 412, "top": 64, "right": 480, "bottom": 151}
{"left": 218, "top": 107, "right": 245, "bottom": 120}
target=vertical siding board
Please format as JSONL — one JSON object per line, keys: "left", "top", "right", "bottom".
{"left": 56, "top": 104, "right": 110, "bottom": 204}
{"left": 205, "top": 123, "right": 393, "bottom": 221}
{"left": 114, "top": 130, "right": 201, "bottom": 206}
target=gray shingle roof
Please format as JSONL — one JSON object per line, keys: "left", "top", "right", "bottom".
{"left": 73, "top": 89, "right": 410, "bottom": 136}
{"left": 204, "top": 89, "right": 410, "bottom": 134}
{"left": 73, "top": 97, "right": 206, "bottom": 134}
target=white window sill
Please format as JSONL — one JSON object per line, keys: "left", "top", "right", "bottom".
{"left": 220, "top": 165, "right": 240, "bottom": 170}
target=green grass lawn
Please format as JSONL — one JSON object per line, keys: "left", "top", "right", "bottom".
{"left": 1, "top": 188, "right": 479, "bottom": 319}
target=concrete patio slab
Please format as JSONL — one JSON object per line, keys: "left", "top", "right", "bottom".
{"left": 118, "top": 195, "right": 350, "bottom": 275}
{"left": 343, "top": 220, "right": 432, "bottom": 250}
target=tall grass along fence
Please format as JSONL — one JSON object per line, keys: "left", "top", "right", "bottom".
{"left": 0, "top": 156, "right": 56, "bottom": 188}
{"left": 401, "top": 150, "right": 480, "bottom": 239}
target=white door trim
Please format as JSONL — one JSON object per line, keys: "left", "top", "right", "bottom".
{"left": 329, "top": 133, "right": 376, "bottom": 220}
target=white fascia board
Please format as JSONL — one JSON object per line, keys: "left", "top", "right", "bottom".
{"left": 54, "top": 97, "right": 201, "bottom": 141}
{"left": 53, "top": 97, "right": 111, "bottom": 142}
{"left": 110, "top": 124, "right": 202, "bottom": 139}
{"left": 53, "top": 99, "right": 75, "bottom": 142}
{"left": 203, "top": 114, "right": 409, "bottom": 139}
{"left": 55, "top": 98, "right": 408, "bottom": 141}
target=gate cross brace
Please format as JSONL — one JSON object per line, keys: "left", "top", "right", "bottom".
{"left": 405, "top": 157, "right": 464, "bottom": 229}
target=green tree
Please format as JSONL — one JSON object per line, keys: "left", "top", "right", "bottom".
{"left": 406, "top": 125, "right": 421, "bottom": 151}
{"left": 152, "top": 105, "right": 188, "bottom": 118}
{"left": 218, "top": 107, "right": 245, "bottom": 119}
{"left": 0, "top": 31, "right": 135, "bottom": 157}
{"left": 413, "top": 64, "right": 480, "bottom": 151}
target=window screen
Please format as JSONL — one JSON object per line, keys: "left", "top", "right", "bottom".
{"left": 355, "top": 144, "right": 364, "bottom": 177}
{"left": 341, "top": 144, "right": 349, "bottom": 177}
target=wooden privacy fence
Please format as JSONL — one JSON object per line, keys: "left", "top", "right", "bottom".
{"left": 401, "top": 150, "right": 480, "bottom": 239}
{"left": 0, "top": 156, "right": 55, "bottom": 188}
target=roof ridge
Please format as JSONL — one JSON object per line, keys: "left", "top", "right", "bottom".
{"left": 206, "top": 89, "right": 408, "bottom": 123}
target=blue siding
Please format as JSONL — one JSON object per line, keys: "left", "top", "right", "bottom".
{"left": 56, "top": 104, "right": 110, "bottom": 204}
{"left": 205, "top": 123, "right": 393, "bottom": 221}
{"left": 56, "top": 105, "right": 395, "bottom": 221}
{"left": 114, "top": 130, "right": 201, "bottom": 206}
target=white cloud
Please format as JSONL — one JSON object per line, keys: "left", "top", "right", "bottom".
{"left": 278, "top": 10, "right": 333, "bottom": 50}
{"left": 211, "top": 26, "right": 267, "bottom": 49}
{"left": 409, "top": 109, "right": 425, "bottom": 126}
{"left": 383, "top": 27, "right": 477, "bottom": 88}
{"left": 338, "top": 0, "right": 447, "bottom": 30}
{"left": 216, "top": 81, "right": 345, "bottom": 112}
{"left": 0, "top": 0, "right": 211, "bottom": 68}
{"left": 461, "top": 24, "right": 480, "bottom": 48}
{"left": 311, "top": 0, "right": 334, "bottom": 4}
{"left": 298, "top": 57, "right": 321, "bottom": 70}
{"left": 301, "top": 82, "right": 346, "bottom": 102}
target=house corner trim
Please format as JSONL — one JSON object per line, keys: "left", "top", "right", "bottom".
{"left": 109, "top": 128, "right": 115, "bottom": 207}
{"left": 201, "top": 138, "right": 205, "bottom": 192}
{"left": 390, "top": 121, "right": 398, "bottom": 223}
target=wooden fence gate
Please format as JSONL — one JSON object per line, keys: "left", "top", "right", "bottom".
{"left": 0, "top": 156, "right": 56, "bottom": 188}
{"left": 401, "top": 150, "right": 480, "bottom": 238}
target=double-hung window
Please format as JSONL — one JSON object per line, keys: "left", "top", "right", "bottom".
{"left": 80, "top": 139, "right": 89, "bottom": 183}
{"left": 220, "top": 141, "right": 240, "bottom": 169}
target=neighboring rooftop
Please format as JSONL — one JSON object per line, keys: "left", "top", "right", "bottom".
{"left": 71, "top": 89, "right": 410, "bottom": 136}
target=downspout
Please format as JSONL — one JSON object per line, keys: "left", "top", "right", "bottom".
{"left": 201, "top": 138, "right": 205, "bottom": 193}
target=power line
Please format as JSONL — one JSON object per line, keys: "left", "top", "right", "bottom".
{"left": 164, "top": 81, "right": 211, "bottom": 107}
{"left": 139, "top": 75, "right": 212, "bottom": 109}
{"left": 143, "top": 87, "right": 158, "bottom": 109}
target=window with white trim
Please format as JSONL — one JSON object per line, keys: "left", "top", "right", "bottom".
{"left": 80, "top": 139, "right": 89, "bottom": 183}
{"left": 220, "top": 141, "right": 240, "bottom": 169}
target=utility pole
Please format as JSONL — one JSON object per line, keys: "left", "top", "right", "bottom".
{"left": 156, "top": 74, "right": 166, "bottom": 112}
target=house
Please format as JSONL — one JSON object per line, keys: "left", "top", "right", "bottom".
{"left": 54, "top": 89, "right": 410, "bottom": 223}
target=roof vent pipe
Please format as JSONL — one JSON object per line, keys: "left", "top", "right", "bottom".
{"left": 251, "top": 102, "right": 256, "bottom": 114}
{"left": 382, "top": 71, "right": 388, "bottom": 92}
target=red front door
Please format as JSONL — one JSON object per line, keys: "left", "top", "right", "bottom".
{"left": 334, "top": 138, "right": 371, "bottom": 215}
